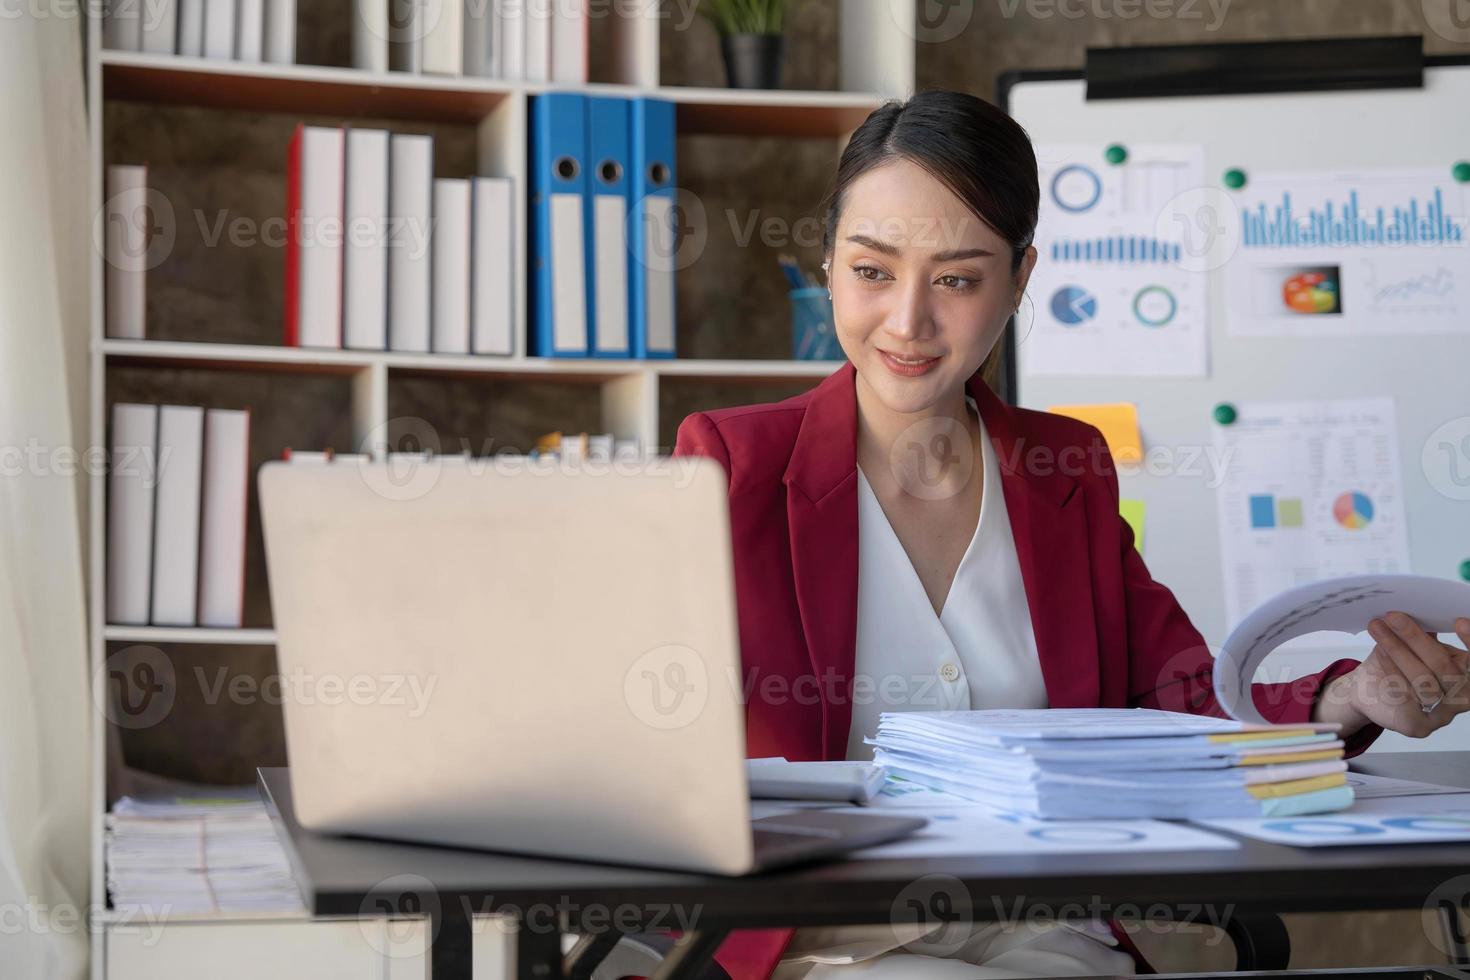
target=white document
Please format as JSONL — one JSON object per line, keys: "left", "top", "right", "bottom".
{"left": 852, "top": 809, "right": 1238, "bottom": 860}
{"left": 1020, "top": 143, "right": 1209, "bottom": 378}
{"left": 1195, "top": 793, "right": 1470, "bottom": 847}
{"left": 203, "top": 0, "right": 234, "bottom": 59}
{"left": 1212, "top": 398, "right": 1413, "bottom": 637}
{"left": 235, "top": 0, "right": 263, "bottom": 60}
{"left": 431, "top": 178, "right": 472, "bottom": 353}
{"left": 746, "top": 759, "right": 888, "bottom": 803}
{"left": 105, "top": 164, "right": 148, "bottom": 340}
{"left": 388, "top": 134, "right": 433, "bottom": 352}
{"left": 140, "top": 0, "right": 178, "bottom": 54}
{"left": 1225, "top": 167, "right": 1470, "bottom": 338}
{"left": 150, "top": 406, "right": 205, "bottom": 627}
{"left": 107, "top": 404, "right": 159, "bottom": 626}
{"left": 471, "top": 177, "right": 514, "bottom": 355}
{"left": 262, "top": 0, "right": 295, "bottom": 64}
{"left": 1214, "top": 574, "right": 1470, "bottom": 725}
{"left": 290, "top": 126, "right": 345, "bottom": 348}
{"left": 344, "top": 128, "right": 390, "bottom": 350}
{"left": 352, "top": 0, "right": 389, "bottom": 71}
{"left": 198, "top": 409, "right": 250, "bottom": 628}
{"left": 1345, "top": 771, "right": 1470, "bottom": 800}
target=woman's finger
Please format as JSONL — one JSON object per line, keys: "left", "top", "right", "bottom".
{"left": 1384, "top": 611, "right": 1466, "bottom": 693}
{"left": 1367, "top": 617, "right": 1445, "bottom": 711}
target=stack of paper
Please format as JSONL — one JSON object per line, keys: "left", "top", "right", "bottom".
{"left": 106, "top": 789, "right": 305, "bottom": 915}
{"left": 868, "top": 708, "right": 1351, "bottom": 820}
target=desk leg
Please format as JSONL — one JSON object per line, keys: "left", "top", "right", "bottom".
{"left": 648, "top": 929, "right": 730, "bottom": 980}
{"left": 433, "top": 907, "right": 474, "bottom": 979}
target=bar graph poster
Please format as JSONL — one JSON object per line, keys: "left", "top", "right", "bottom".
{"left": 1212, "top": 398, "right": 1412, "bottom": 639}
{"left": 1020, "top": 143, "right": 1208, "bottom": 378}
{"left": 1225, "top": 167, "right": 1470, "bottom": 337}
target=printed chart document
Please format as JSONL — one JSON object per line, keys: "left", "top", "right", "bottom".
{"left": 1224, "top": 166, "right": 1469, "bottom": 338}
{"left": 1021, "top": 143, "right": 1208, "bottom": 377}
{"left": 1195, "top": 793, "right": 1470, "bottom": 847}
{"left": 1212, "top": 397, "right": 1412, "bottom": 635}
{"left": 1213, "top": 573, "right": 1470, "bottom": 725}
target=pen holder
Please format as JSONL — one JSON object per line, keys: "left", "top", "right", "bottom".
{"left": 790, "top": 286, "right": 841, "bottom": 361}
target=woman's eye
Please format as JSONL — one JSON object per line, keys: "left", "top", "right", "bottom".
{"left": 852, "top": 265, "right": 889, "bottom": 283}
{"left": 937, "top": 274, "right": 978, "bottom": 291}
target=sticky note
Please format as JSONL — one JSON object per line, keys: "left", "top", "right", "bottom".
{"left": 1119, "top": 498, "right": 1145, "bottom": 553}
{"left": 1046, "top": 402, "right": 1144, "bottom": 465}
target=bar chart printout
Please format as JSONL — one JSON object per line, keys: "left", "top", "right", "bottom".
{"left": 1226, "top": 167, "right": 1470, "bottom": 337}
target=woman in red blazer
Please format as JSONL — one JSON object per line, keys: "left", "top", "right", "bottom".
{"left": 673, "top": 91, "right": 1470, "bottom": 979}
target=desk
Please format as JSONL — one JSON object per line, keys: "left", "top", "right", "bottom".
{"left": 260, "top": 753, "right": 1470, "bottom": 980}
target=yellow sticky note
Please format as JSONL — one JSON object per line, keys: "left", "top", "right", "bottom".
{"left": 1119, "top": 498, "right": 1145, "bottom": 554}
{"left": 1046, "top": 402, "right": 1143, "bottom": 465}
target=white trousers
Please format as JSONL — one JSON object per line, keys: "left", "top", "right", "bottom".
{"left": 773, "top": 918, "right": 1137, "bottom": 979}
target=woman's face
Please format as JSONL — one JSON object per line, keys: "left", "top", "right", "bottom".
{"left": 829, "top": 158, "right": 1036, "bottom": 415}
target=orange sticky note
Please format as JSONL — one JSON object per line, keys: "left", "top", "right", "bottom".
{"left": 1046, "top": 402, "right": 1143, "bottom": 465}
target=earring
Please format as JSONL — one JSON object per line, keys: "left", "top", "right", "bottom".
{"left": 822, "top": 260, "right": 832, "bottom": 300}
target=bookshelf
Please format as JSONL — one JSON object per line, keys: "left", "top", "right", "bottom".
{"left": 86, "top": 2, "right": 916, "bottom": 977}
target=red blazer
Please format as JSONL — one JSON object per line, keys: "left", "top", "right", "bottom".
{"left": 673, "top": 362, "right": 1379, "bottom": 980}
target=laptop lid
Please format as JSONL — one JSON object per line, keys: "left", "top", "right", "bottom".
{"left": 258, "top": 455, "right": 755, "bottom": 874}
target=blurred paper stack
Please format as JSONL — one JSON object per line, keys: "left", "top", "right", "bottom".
{"left": 106, "top": 788, "right": 305, "bottom": 915}
{"left": 868, "top": 708, "right": 1351, "bottom": 820}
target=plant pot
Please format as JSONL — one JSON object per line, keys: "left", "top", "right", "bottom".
{"left": 720, "top": 33, "right": 785, "bottom": 90}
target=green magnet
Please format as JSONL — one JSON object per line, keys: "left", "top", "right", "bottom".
{"left": 1213, "top": 403, "right": 1238, "bottom": 426}
{"left": 1453, "top": 161, "right": 1470, "bottom": 183}
{"left": 1104, "top": 143, "right": 1128, "bottom": 165}
{"left": 1223, "top": 168, "right": 1247, "bottom": 189}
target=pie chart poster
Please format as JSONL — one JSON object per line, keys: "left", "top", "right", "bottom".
{"left": 1021, "top": 143, "right": 1209, "bottom": 378}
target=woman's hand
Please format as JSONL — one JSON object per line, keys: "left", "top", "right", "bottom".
{"left": 1313, "top": 613, "right": 1470, "bottom": 738}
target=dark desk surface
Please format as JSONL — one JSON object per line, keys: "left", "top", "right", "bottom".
{"left": 260, "top": 752, "right": 1470, "bottom": 930}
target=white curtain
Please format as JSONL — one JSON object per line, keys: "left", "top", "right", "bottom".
{"left": 0, "top": 11, "right": 95, "bottom": 980}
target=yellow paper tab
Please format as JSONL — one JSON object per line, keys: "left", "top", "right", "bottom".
{"left": 1246, "top": 773, "right": 1348, "bottom": 799}
{"left": 1206, "top": 730, "right": 1319, "bottom": 743}
{"left": 1047, "top": 403, "right": 1143, "bottom": 464}
{"left": 1119, "top": 498, "right": 1145, "bottom": 553}
{"left": 1236, "top": 749, "right": 1344, "bottom": 766}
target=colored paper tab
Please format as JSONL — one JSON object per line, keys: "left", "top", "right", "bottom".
{"left": 1046, "top": 402, "right": 1144, "bottom": 465}
{"left": 1119, "top": 498, "right": 1145, "bottom": 554}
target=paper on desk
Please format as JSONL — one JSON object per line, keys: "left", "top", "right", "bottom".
{"left": 1214, "top": 574, "right": 1470, "bottom": 724}
{"left": 1345, "top": 771, "right": 1470, "bottom": 800}
{"left": 850, "top": 809, "right": 1239, "bottom": 860}
{"left": 1194, "top": 793, "right": 1470, "bottom": 846}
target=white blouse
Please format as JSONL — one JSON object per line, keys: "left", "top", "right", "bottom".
{"left": 846, "top": 396, "right": 1049, "bottom": 760}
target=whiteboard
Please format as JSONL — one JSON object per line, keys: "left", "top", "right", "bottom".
{"left": 1007, "top": 64, "right": 1470, "bottom": 752}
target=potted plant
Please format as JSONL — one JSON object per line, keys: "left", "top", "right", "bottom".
{"left": 697, "top": 0, "right": 796, "bottom": 90}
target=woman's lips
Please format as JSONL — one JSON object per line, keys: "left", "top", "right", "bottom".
{"left": 877, "top": 349, "right": 942, "bottom": 378}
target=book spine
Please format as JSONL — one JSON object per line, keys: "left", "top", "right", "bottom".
{"left": 344, "top": 128, "right": 390, "bottom": 350}
{"left": 422, "top": 0, "right": 463, "bottom": 75}
{"left": 178, "top": 0, "right": 205, "bottom": 55}
{"left": 150, "top": 406, "right": 205, "bottom": 627}
{"left": 388, "top": 134, "right": 433, "bottom": 352}
{"left": 283, "top": 124, "right": 302, "bottom": 347}
{"left": 197, "top": 408, "right": 251, "bottom": 629}
{"left": 105, "top": 164, "right": 148, "bottom": 341}
{"left": 431, "top": 178, "right": 471, "bottom": 354}
{"left": 549, "top": 0, "right": 586, "bottom": 84}
{"left": 352, "top": 0, "right": 389, "bottom": 71}
{"left": 235, "top": 0, "right": 264, "bottom": 61}
{"left": 140, "top": 0, "right": 179, "bottom": 54}
{"left": 262, "top": 0, "right": 295, "bottom": 63}
{"left": 202, "top": 0, "right": 235, "bottom": 59}
{"left": 106, "top": 403, "right": 159, "bottom": 625}
{"left": 471, "top": 177, "right": 514, "bottom": 355}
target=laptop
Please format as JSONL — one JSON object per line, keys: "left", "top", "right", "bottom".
{"left": 257, "top": 454, "right": 923, "bottom": 875}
